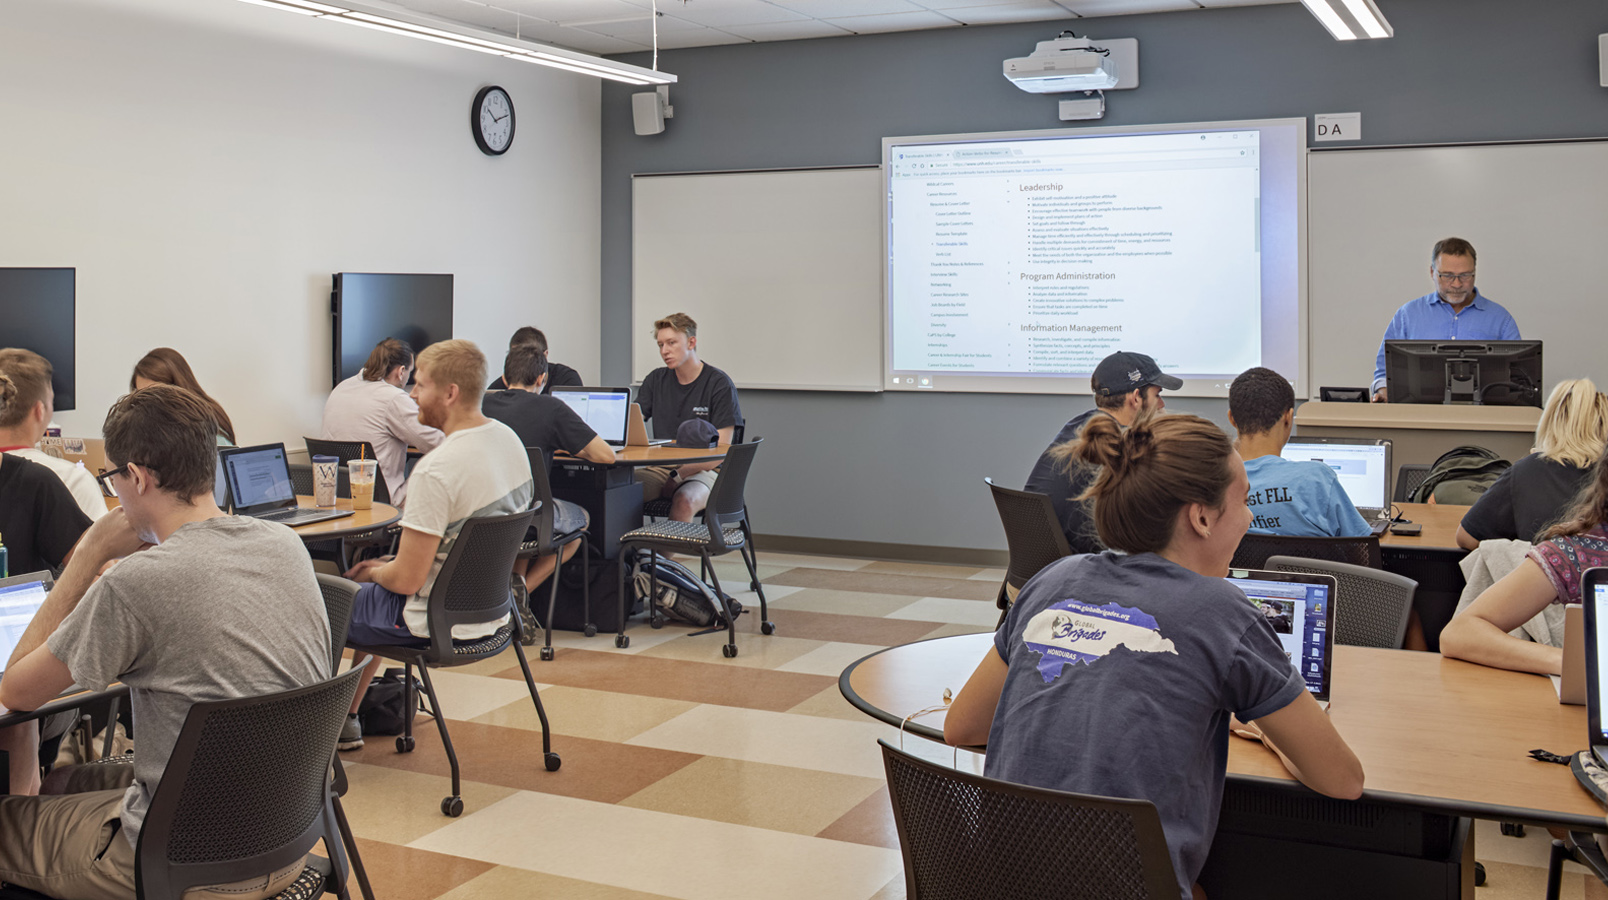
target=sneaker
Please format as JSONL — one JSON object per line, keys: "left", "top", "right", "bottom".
{"left": 337, "top": 714, "right": 364, "bottom": 751}
{"left": 512, "top": 577, "right": 539, "bottom": 646}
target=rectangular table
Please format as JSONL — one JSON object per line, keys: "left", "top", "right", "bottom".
{"left": 1382, "top": 502, "right": 1471, "bottom": 650}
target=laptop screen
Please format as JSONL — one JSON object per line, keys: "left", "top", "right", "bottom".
{"left": 1593, "top": 577, "right": 1608, "bottom": 744}
{"left": 223, "top": 445, "right": 296, "bottom": 510}
{"left": 552, "top": 388, "right": 630, "bottom": 444}
{"left": 1225, "top": 572, "right": 1335, "bottom": 700}
{"left": 0, "top": 575, "right": 52, "bottom": 676}
{"left": 1280, "top": 441, "right": 1390, "bottom": 509}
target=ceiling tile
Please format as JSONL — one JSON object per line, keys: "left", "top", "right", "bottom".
{"left": 771, "top": 0, "right": 926, "bottom": 17}
{"left": 826, "top": 9, "right": 960, "bottom": 33}
{"left": 645, "top": 0, "right": 811, "bottom": 26}
{"left": 718, "top": 18, "right": 855, "bottom": 40}
{"left": 924, "top": 1, "right": 1073, "bottom": 25}
{"left": 379, "top": 0, "right": 521, "bottom": 31}
{"left": 920, "top": 0, "right": 1058, "bottom": 7}
{"left": 653, "top": 27, "right": 755, "bottom": 46}
{"left": 1196, "top": 0, "right": 1292, "bottom": 6}
{"left": 575, "top": 12, "right": 714, "bottom": 39}
{"left": 1058, "top": 0, "right": 1197, "bottom": 14}
{"left": 491, "top": 0, "right": 652, "bottom": 25}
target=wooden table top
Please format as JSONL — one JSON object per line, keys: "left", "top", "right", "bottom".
{"left": 289, "top": 495, "right": 400, "bottom": 538}
{"left": 557, "top": 444, "right": 730, "bottom": 468}
{"left": 1381, "top": 502, "right": 1468, "bottom": 552}
{"left": 841, "top": 633, "right": 1605, "bottom": 830}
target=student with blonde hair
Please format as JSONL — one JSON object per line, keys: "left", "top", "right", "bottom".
{"left": 1455, "top": 378, "right": 1608, "bottom": 550}
{"left": 945, "top": 411, "right": 1363, "bottom": 900}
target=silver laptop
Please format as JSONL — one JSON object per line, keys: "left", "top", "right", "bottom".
{"left": 0, "top": 571, "right": 54, "bottom": 679}
{"left": 219, "top": 443, "right": 353, "bottom": 528}
{"left": 1559, "top": 604, "right": 1586, "bottom": 705}
{"left": 1227, "top": 569, "right": 1338, "bottom": 709}
{"left": 1582, "top": 568, "right": 1608, "bottom": 766}
{"left": 551, "top": 387, "right": 634, "bottom": 446}
{"left": 1280, "top": 437, "right": 1394, "bottom": 532}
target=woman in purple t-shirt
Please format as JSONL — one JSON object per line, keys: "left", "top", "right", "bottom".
{"left": 1442, "top": 454, "right": 1608, "bottom": 675}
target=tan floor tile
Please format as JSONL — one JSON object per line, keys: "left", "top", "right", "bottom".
{"left": 787, "top": 684, "right": 877, "bottom": 723}
{"left": 860, "top": 560, "right": 984, "bottom": 579}
{"left": 627, "top": 704, "right": 895, "bottom": 779}
{"left": 768, "top": 587, "right": 927, "bottom": 618}
{"left": 920, "top": 622, "right": 996, "bottom": 639}
{"left": 637, "top": 631, "right": 822, "bottom": 669}
{"left": 707, "top": 560, "right": 795, "bottom": 584}
{"left": 1479, "top": 859, "right": 1583, "bottom": 899}
{"left": 816, "top": 786, "right": 899, "bottom": 850}
{"left": 755, "top": 552, "right": 874, "bottom": 571}
{"left": 471, "top": 684, "right": 699, "bottom": 743}
{"left": 869, "top": 874, "right": 907, "bottom": 900}
{"left": 777, "top": 641, "right": 888, "bottom": 677}
{"left": 767, "top": 567, "right": 998, "bottom": 602}
{"left": 437, "top": 867, "right": 680, "bottom": 900}
{"left": 347, "top": 837, "right": 495, "bottom": 900}
{"left": 620, "top": 756, "right": 883, "bottom": 835}
{"left": 496, "top": 647, "right": 835, "bottom": 711}
{"left": 417, "top": 668, "right": 553, "bottom": 722}
{"left": 966, "top": 567, "right": 1008, "bottom": 583}
{"left": 338, "top": 762, "right": 518, "bottom": 844}
{"left": 737, "top": 608, "right": 948, "bottom": 646}
{"left": 887, "top": 597, "right": 1002, "bottom": 628}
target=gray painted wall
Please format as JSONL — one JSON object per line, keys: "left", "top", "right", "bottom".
{"left": 600, "top": 0, "right": 1608, "bottom": 552}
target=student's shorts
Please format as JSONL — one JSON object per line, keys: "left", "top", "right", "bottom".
{"left": 636, "top": 466, "right": 719, "bottom": 501}
{"left": 347, "top": 583, "right": 431, "bottom": 648}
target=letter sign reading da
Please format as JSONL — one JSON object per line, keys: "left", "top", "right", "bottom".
{"left": 1314, "top": 112, "right": 1361, "bottom": 143}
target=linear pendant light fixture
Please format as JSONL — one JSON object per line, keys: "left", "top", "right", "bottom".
{"left": 233, "top": 0, "right": 675, "bottom": 85}
{"left": 1300, "top": 0, "right": 1393, "bottom": 40}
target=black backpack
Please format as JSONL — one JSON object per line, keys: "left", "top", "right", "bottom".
{"left": 1409, "top": 445, "right": 1511, "bottom": 505}
{"left": 628, "top": 550, "right": 742, "bottom": 629}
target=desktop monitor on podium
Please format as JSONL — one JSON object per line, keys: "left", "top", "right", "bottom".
{"left": 1384, "top": 340, "right": 1543, "bottom": 407}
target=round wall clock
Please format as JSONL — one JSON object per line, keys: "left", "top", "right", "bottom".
{"left": 471, "top": 85, "right": 514, "bottom": 156}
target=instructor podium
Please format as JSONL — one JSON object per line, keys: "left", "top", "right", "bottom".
{"left": 1294, "top": 402, "right": 1539, "bottom": 467}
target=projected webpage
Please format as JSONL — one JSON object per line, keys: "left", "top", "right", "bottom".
{"left": 885, "top": 121, "right": 1304, "bottom": 395}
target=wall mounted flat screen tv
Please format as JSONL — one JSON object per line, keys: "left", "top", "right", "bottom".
{"left": 331, "top": 273, "right": 453, "bottom": 387}
{"left": 0, "top": 268, "right": 76, "bottom": 411}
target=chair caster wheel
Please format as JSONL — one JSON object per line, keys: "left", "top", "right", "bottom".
{"left": 1500, "top": 822, "right": 1525, "bottom": 837}
{"left": 544, "top": 752, "right": 562, "bottom": 772}
{"left": 583, "top": 624, "right": 597, "bottom": 637}
{"left": 1474, "top": 861, "right": 1486, "bottom": 887}
{"left": 441, "top": 796, "right": 463, "bottom": 817}
{"left": 650, "top": 615, "right": 664, "bottom": 629}
{"left": 396, "top": 736, "right": 415, "bottom": 753}
{"left": 616, "top": 635, "right": 630, "bottom": 649}
{"left": 723, "top": 644, "right": 738, "bottom": 658}
{"left": 760, "top": 621, "right": 775, "bottom": 636}
{"left": 540, "top": 647, "right": 555, "bottom": 662}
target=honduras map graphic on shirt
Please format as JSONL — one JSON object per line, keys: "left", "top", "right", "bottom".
{"left": 1022, "top": 599, "right": 1177, "bottom": 682}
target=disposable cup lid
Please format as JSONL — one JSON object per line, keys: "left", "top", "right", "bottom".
{"left": 312, "top": 455, "right": 338, "bottom": 464}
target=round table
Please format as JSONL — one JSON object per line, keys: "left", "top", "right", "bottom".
{"left": 289, "top": 495, "right": 400, "bottom": 540}
{"left": 839, "top": 632, "right": 993, "bottom": 744}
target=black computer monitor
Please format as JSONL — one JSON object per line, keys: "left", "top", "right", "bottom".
{"left": 0, "top": 268, "right": 76, "bottom": 411}
{"left": 330, "top": 273, "right": 453, "bottom": 387}
{"left": 1384, "top": 340, "right": 1543, "bottom": 406}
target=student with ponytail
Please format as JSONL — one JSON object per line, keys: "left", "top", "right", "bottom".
{"left": 946, "top": 411, "right": 1363, "bottom": 900}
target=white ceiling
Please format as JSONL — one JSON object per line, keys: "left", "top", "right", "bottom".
{"left": 382, "top": 0, "right": 1293, "bottom": 56}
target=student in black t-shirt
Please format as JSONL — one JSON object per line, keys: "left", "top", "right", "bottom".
{"left": 635, "top": 312, "right": 743, "bottom": 522}
{"left": 0, "top": 369, "right": 92, "bottom": 575}
{"left": 1456, "top": 378, "right": 1608, "bottom": 549}
{"left": 486, "top": 326, "right": 584, "bottom": 394}
{"left": 482, "top": 344, "right": 610, "bottom": 599}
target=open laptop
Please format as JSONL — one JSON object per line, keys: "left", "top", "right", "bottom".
{"left": 1226, "top": 569, "right": 1338, "bottom": 709}
{"left": 0, "top": 571, "right": 54, "bottom": 679}
{"left": 625, "top": 403, "right": 672, "bottom": 447}
{"left": 1582, "top": 568, "right": 1608, "bottom": 766}
{"left": 1280, "top": 437, "right": 1394, "bottom": 533}
{"left": 61, "top": 437, "right": 109, "bottom": 486}
{"left": 551, "top": 387, "right": 634, "bottom": 447}
{"left": 219, "top": 443, "right": 353, "bottom": 527}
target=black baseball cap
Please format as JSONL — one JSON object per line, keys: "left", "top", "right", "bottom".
{"left": 1092, "top": 351, "right": 1184, "bottom": 397}
{"left": 673, "top": 418, "right": 720, "bottom": 449}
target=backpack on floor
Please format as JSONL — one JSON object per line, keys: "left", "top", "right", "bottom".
{"left": 1409, "top": 445, "right": 1511, "bottom": 506}
{"left": 628, "top": 550, "right": 742, "bottom": 628}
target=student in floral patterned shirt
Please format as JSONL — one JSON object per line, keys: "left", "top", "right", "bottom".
{"left": 1441, "top": 453, "right": 1608, "bottom": 675}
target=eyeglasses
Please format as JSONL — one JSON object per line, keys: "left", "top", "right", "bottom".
{"left": 96, "top": 463, "right": 151, "bottom": 499}
{"left": 1435, "top": 270, "right": 1475, "bottom": 284}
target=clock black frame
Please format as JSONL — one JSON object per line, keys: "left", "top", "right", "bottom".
{"left": 471, "top": 85, "right": 515, "bottom": 156}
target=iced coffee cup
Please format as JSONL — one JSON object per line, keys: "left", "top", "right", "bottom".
{"left": 348, "top": 459, "right": 377, "bottom": 510}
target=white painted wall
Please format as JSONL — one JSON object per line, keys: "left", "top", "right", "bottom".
{"left": 2, "top": 0, "right": 600, "bottom": 444}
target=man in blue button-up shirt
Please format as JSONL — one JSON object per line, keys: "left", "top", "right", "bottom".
{"left": 1371, "top": 237, "right": 1521, "bottom": 400}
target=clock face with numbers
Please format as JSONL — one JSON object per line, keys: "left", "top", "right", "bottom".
{"left": 472, "top": 86, "right": 514, "bottom": 156}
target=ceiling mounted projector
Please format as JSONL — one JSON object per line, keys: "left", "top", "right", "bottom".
{"left": 1004, "top": 34, "right": 1138, "bottom": 94}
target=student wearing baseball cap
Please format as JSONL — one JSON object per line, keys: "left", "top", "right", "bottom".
{"left": 1023, "top": 351, "right": 1183, "bottom": 560}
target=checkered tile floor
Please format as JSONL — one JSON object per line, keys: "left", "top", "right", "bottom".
{"left": 333, "top": 552, "right": 1606, "bottom": 900}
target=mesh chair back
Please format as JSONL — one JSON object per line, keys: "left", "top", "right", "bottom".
{"left": 986, "top": 478, "right": 1073, "bottom": 592}
{"left": 1231, "top": 533, "right": 1382, "bottom": 571}
{"left": 879, "top": 740, "right": 1178, "bottom": 900}
{"left": 704, "top": 439, "right": 762, "bottom": 550}
{"left": 1266, "top": 555, "right": 1417, "bottom": 649}
{"left": 425, "top": 509, "right": 535, "bottom": 657}
{"left": 288, "top": 462, "right": 351, "bottom": 500}
{"left": 316, "top": 574, "right": 360, "bottom": 671}
{"left": 303, "top": 438, "right": 391, "bottom": 505}
{"left": 524, "top": 447, "right": 559, "bottom": 552}
{"left": 135, "top": 663, "right": 368, "bottom": 900}
{"left": 1394, "top": 464, "right": 1432, "bottom": 504}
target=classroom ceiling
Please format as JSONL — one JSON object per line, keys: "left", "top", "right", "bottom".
{"left": 382, "top": 0, "right": 1294, "bottom": 55}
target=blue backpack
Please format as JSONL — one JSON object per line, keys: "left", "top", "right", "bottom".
{"left": 627, "top": 550, "right": 742, "bottom": 629}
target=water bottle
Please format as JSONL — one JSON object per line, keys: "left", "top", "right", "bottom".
{"left": 0, "top": 531, "right": 8, "bottom": 579}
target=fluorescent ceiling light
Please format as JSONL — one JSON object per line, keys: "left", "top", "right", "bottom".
{"left": 230, "top": 0, "right": 675, "bottom": 85}
{"left": 1301, "top": 0, "right": 1392, "bottom": 41}
{"left": 1340, "top": 0, "right": 1393, "bottom": 39}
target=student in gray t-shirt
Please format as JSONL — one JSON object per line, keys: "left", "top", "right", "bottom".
{"left": 0, "top": 384, "right": 329, "bottom": 900}
{"left": 945, "top": 411, "right": 1364, "bottom": 900}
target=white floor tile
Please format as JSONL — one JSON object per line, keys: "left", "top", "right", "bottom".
{"left": 776, "top": 642, "right": 888, "bottom": 677}
{"left": 417, "top": 669, "right": 553, "bottom": 721}
{"left": 885, "top": 597, "right": 1004, "bottom": 628}
{"left": 626, "top": 704, "right": 897, "bottom": 779}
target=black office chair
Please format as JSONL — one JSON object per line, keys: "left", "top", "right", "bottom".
{"left": 641, "top": 427, "right": 763, "bottom": 594}
{"left": 1266, "top": 555, "right": 1417, "bottom": 649}
{"left": 520, "top": 447, "right": 590, "bottom": 660}
{"left": 347, "top": 509, "right": 560, "bottom": 817}
{"left": 985, "top": 478, "right": 1073, "bottom": 616}
{"left": 130, "top": 662, "right": 370, "bottom": 900}
{"left": 303, "top": 438, "right": 391, "bottom": 505}
{"left": 879, "top": 740, "right": 1179, "bottom": 900}
{"left": 313, "top": 575, "right": 375, "bottom": 900}
{"left": 616, "top": 439, "right": 770, "bottom": 658}
{"left": 1547, "top": 831, "right": 1608, "bottom": 900}
{"left": 1232, "top": 533, "right": 1383, "bottom": 571}
{"left": 1394, "top": 463, "right": 1432, "bottom": 504}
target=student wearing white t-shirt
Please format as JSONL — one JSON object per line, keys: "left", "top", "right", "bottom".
{"left": 337, "top": 340, "right": 532, "bottom": 750}
{"left": 321, "top": 338, "right": 444, "bottom": 506}
{"left": 0, "top": 348, "right": 105, "bottom": 520}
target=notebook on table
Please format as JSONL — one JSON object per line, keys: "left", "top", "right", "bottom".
{"left": 1279, "top": 437, "right": 1394, "bottom": 534}
{"left": 1226, "top": 569, "right": 1338, "bottom": 709}
{"left": 0, "top": 571, "right": 54, "bottom": 680}
{"left": 219, "top": 443, "right": 353, "bottom": 528}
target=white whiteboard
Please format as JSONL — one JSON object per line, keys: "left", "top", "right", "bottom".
{"left": 632, "top": 167, "right": 883, "bottom": 391}
{"left": 1309, "top": 141, "right": 1608, "bottom": 394}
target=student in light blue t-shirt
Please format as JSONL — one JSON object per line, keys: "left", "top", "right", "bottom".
{"left": 1228, "top": 367, "right": 1372, "bottom": 539}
